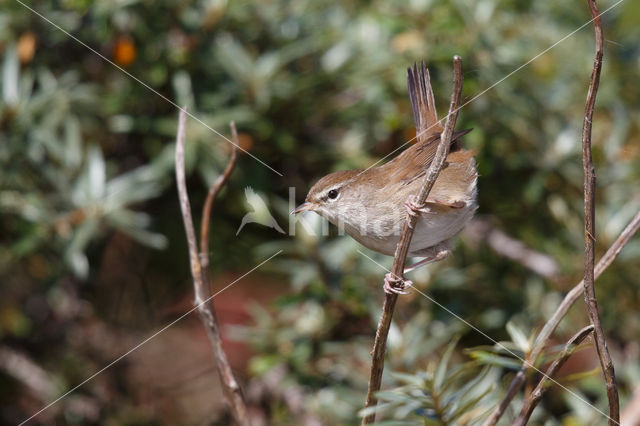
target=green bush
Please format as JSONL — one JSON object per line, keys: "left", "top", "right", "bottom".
{"left": 1, "top": 0, "right": 639, "bottom": 424}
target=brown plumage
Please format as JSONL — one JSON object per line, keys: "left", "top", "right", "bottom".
{"left": 294, "top": 62, "right": 477, "bottom": 258}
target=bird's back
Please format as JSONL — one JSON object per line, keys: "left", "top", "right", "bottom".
{"left": 345, "top": 62, "right": 477, "bottom": 256}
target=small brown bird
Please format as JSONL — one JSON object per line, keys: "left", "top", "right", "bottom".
{"left": 293, "top": 63, "right": 477, "bottom": 294}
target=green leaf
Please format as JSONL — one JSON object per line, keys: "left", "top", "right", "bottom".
{"left": 434, "top": 338, "right": 459, "bottom": 392}
{"left": 64, "top": 218, "right": 99, "bottom": 278}
{"left": 469, "top": 351, "right": 523, "bottom": 371}
{"left": 72, "top": 144, "right": 106, "bottom": 206}
{"left": 392, "top": 371, "right": 427, "bottom": 387}
{"left": 215, "top": 35, "right": 255, "bottom": 85}
{"left": 506, "top": 321, "right": 531, "bottom": 353}
{"left": 447, "top": 385, "right": 492, "bottom": 421}
{"left": 64, "top": 116, "right": 82, "bottom": 169}
{"left": 2, "top": 43, "right": 19, "bottom": 107}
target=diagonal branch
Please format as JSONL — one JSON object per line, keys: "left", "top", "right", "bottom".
{"left": 482, "top": 368, "right": 526, "bottom": 426}
{"left": 581, "top": 1, "right": 619, "bottom": 423}
{"left": 534, "top": 209, "right": 640, "bottom": 360}
{"left": 483, "top": 208, "right": 640, "bottom": 426}
{"left": 513, "top": 325, "right": 595, "bottom": 426}
{"left": 175, "top": 109, "right": 249, "bottom": 425}
{"left": 464, "top": 217, "right": 560, "bottom": 280}
{"left": 362, "top": 57, "right": 464, "bottom": 425}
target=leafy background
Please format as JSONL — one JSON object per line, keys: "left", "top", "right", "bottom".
{"left": 1, "top": 0, "right": 640, "bottom": 424}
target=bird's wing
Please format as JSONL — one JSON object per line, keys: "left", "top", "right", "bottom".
{"left": 384, "top": 129, "right": 472, "bottom": 185}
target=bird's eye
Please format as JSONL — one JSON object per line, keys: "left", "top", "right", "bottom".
{"left": 327, "top": 189, "right": 339, "bottom": 200}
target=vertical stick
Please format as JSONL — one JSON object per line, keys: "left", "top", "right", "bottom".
{"left": 483, "top": 209, "right": 640, "bottom": 426}
{"left": 362, "top": 57, "right": 464, "bottom": 424}
{"left": 581, "top": 1, "right": 619, "bottom": 424}
{"left": 175, "top": 109, "right": 249, "bottom": 425}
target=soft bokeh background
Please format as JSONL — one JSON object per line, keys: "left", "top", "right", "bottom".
{"left": 2, "top": 0, "right": 640, "bottom": 424}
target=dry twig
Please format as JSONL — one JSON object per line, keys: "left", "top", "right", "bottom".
{"left": 0, "top": 345, "right": 100, "bottom": 422}
{"left": 200, "top": 122, "right": 240, "bottom": 268}
{"left": 464, "top": 217, "right": 560, "bottom": 280}
{"left": 580, "top": 1, "right": 619, "bottom": 423}
{"left": 0, "top": 345, "right": 59, "bottom": 401}
{"left": 175, "top": 109, "right": 249, "bottom": 425}
{"left": 513, "top": 325, "right": 595, "bottom": 426}
{"left": 483, "top": 209, "right": 640, "bottom": 425}
{"left": 482, "top": 368, "right": 526, "bottom": 426}
{"left": 482, "top": 2, "right": 624, "bottom": 424}
{"left": 361, "top": 57, "right": 464, "bottom": 424}
{"left": 534, "top": 209, "right": 640, "bottom": 357}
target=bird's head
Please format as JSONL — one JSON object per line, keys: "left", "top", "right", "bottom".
{"left": 291, "top": 169, "right": 364, "bottom": 225}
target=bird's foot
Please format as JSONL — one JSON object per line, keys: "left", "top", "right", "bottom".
{"left": 383, "top": 273, "right": 413, "bottom": 295}
{"left": 405, "top": 195, "right": 431, "bottom": 217}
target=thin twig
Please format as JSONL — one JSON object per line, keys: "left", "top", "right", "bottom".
{"left": 176, "top": 108, "right": 202, "bottom": 300}
{"left": 0, "top": 345, "right": 101, "bottom": 422}
{"left": 483, "top": 208, "right": 640, "bottom": 425}
{"left": 175, "top": 109, "right": 249, "bottom": 425}
{"left": 200, "top": 122, "right": 240, "bottom": 268}
{"left": 513, "top": 325, "right": 594, "bottom": 426}
{"left": 482, "top": 369, "right": 526, "bottom": 426}
{"left": 581, "top": 1, "right": 619, "bottom": 423}
{"left": 484, "top": 2, "right": 628, "bottom": 423}
{"left": 0, "top": 345, "right": 59, "bottom": 401}
{"left": 534, "top": 208, "right": 640, "bottom": 361}
{"left": 361, "top": 57, "right": 464, "bottom": 425}
{"left": 464, "top": 217, "right": 560, "bottom": 280}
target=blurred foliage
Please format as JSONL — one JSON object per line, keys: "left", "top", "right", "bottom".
{"left": 359, "top": 340, "right": 497, "bottom": 425}
{"left": 1, "top": 0, "right": 640, "bottom": 424}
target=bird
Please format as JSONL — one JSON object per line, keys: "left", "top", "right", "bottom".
{"left": 236, "top": 187, "right": 285, "bottom": 235}
{"left": 292, "top": 62, "right": 477, "bottom": 294}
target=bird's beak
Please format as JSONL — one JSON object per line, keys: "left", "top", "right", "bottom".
{"left": 291, "top": 202, "right": 312, "bottom": 215}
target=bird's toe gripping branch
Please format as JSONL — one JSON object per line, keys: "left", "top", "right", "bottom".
{"left": 405, "top": 195, "right": 431, "bottom": 223}
{"left": 383, "top": 272, "right": 413, "bottom": 295}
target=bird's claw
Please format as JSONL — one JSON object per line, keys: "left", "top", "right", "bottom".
{"left": 383, "top": 273, "right": 413, "bottom": 295}
{"left": 405, "top": 195, "right": 430, "bottom": 217}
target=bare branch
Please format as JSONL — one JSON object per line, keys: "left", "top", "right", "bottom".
{"left": 0, "top": 345, "right": 59, "bottom": 401}
{"left": 513, "top": 325, "right": 594, "bottom": 426}
{"left": 482, "top": 2, "right": 630, "bottom": 423}
{"left": 464, "top": 217, "right": 560, "bottom": 280}
{"left": 481, "top": 369, "right": 526, "bottom": 426}
{"left": 175, "top": 108, "right": 202, "bottom": 286}
{"left": 0, "top": 345, "right": 101, "bottom": 422}
{"left": 362, "top": 57, "right": 464, "bottom": 424}
{"left": 534, "top": 208, "right": 640, "bottom": 360}
{"left": 200, "top": 122, "right": 240, "bottom": 268}
{"left": 175, "top": 109, "right": 249, "bottom": 425}
{"left": 483, "top": 208, "right": 640, "bottom": 425}
{"left": 581, "top": 1, "right": 619, "bottom": 423}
